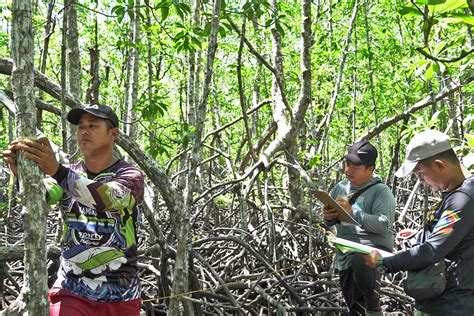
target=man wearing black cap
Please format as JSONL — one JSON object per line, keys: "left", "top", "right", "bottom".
{"left": 3, "top": 104, "right": 144, "bottom": 315}
{"left": 323, "top": 140, "right": 395, "bottom": 315}
{"left": 365, "top": 130, "right": 474, "bottom": 315}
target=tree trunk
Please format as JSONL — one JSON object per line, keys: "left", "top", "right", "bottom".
{"left": 275, "top": 0, "right": 313, "bottom": 225}
{"left": 169, "top": 0, "right": 220, "bottom": 314}
{"left": 388, "top": 117, "right": 409, "bottom": 191}
{"left": 65, "top": 0, "right": 80, "bottom": 157}
{"left": 328, "top": 0, "right": 334, "bottom": 44}
{"left": 169, "top": 0, "right": 201, "bottom": 311}
{"left": 36, "top": 0, "right": 55, "bottom": 130}
{"left": 363, "top": 0, "right": 384, "bottom": 173}
{"left": 316, "top": 0, "right": 359, "bottom": 157}
{"left": 86, "top": 12, "right": 100, "bottom": 104}
{"left": 436, "top": 69, "right": 460, "bottom": 146}
{"left": 125, "top": 0, "right": 141, "bottom": 141}
{"left": 236, "top": 20, "right": 252, "bottom": 234}
{"left": 60, "top": 1, "right": 69, "bottom": 154}
{"left": 351, "top": 28, "right": 357, "bottom": 143}
{"left": 144, "top": 0, "right": 154, "bottom": 114}
{"left": 251, "top": 19, "right": 262, "bottom": 139}
{"left": 4, "top": 0, "right": 49, "bottom": 314}
{"left": 268, "top": 0, "right": 287, "bottom": 262}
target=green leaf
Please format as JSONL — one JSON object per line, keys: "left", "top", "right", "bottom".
{"left": 438, "top": 61, "right": 446, "bottom": 73}
{"left": 218, "top": 25, "right": 227, "bottom": 37}
{"left": 0, "top": 32, "right": 7, "bottom": 47}
{"left": 434, "top": 41, "right": 446, "bottom": 55}
{"left": 161, "top": 6, "right": 169, "bottom": 20}
{"left": 173, "top": 3, "right": 184, "bottom": 20}
{"left": 190, "top": 36, "right": 202, "bottom": 48}
{"left": 156, "top": 0, "right": 170, "bottom": 8}
{"left": 412, "top": 59, "right": 431, "bottom": 68}
{"left": 117, "top": 11, "right": 126, "bottom": 23}
{"left": 178, "top": 3, "right": 191, "bottom": 15}
{"left": 428, "top": 110, "right": 441, "bottom": 128}
{"left": 463, "top": 115, "right": 474, "bottom": 126}
{"left": 441, "top": 13, "right": 474, "bottom": 25}
{"left": 275, "top": 21, "right": 285, "bottom": 37}
{"left": 416, "top": 0, "right": 445, "bottom": 4}
{"left": 399, "top": 6, "right": 423, "bottom": 17}
{"left": 308, "top": 154, "right": 322, "bottom": 168}
{"left": 221, "top": 21, "right": 233, "bottom": 32}
{"left": 157, "top": 102, "right": 168, "bottom": 113}
{"left": 412, "top": 59, "right": 430, "bottom": 76}
{"left": 434, "top": 0, "right": 467, "bottom": 13}
{"left": 425, "top": 63, "right": 434, "bottom": 80}
{"left": 242, "top": 2, "right": 252, "bottom": 13}
{"left": 174, "top": 21, "right": 185, "bottom": 29}
{"left": 466, "top": 134, "right": 474, "bottom": 148}
{"left": 204, "top": 22, "right": 212, "bottom": 35}
{"left": 193, "top": 27, "right": 205, "bottom": 36}
{"left": 112, "top": 5, "right": 126, "bottom": 23}
{"left": 174, "top": 31, "right": 185, "bottom": 40}
{"left": 111, "top": 5, "right": 123, "bottom": 14}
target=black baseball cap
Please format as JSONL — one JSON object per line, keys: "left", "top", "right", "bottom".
{"left": 67, "top": 104, "right": 119, "bottom": 128}
{"left": 344, "top": 140, "right": 377, "bottom": 166}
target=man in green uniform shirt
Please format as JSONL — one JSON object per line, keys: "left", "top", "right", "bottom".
{"left": 324, "top": 140, "right": 395, "bottom": 315}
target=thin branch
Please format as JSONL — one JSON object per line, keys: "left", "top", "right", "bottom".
{"left": 75, "top": 2, "right": 117, "bottom": 18}
{"left": 315, "top": 0, "right": 360, "bottom": 156}
{"left": 356, "top": 75, "right": 474, "bottom": 142}
{"left": 226, "top": 16, "right": 291, "bottom": 111}
{"left": 416, "top": 47, "right": 474, "bottom": 63}
{"left": 165, "top": 98, "right": 272, "bottom": 174}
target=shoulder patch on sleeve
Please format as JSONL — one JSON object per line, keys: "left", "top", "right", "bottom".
{"left": 433, "top": 210, "right": 460, "bottom": 235}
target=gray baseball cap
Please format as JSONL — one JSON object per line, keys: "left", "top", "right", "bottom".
{"left": 395, "top": 130, "right": 452, "bottom": 177}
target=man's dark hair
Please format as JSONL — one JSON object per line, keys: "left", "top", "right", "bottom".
{"left": 104, "top": 119, "right": 115, "bottom": 131}
{"left": 418, "top": 149, "right": 459, "bottom": 167}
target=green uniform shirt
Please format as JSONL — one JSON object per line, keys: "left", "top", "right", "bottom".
{"left": 324, "top": 176, "right": 396, "bottom": 270}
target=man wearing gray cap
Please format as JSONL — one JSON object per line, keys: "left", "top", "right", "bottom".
{"left": 366, "top": 129, "right": 474, "bottom": 315}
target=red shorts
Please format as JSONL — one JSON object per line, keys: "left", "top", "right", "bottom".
{"left": 48, "top": 288, "right": 141, "bottom": 316}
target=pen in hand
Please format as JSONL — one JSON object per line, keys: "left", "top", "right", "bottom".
{"left": 336, "top": 194, "right": 353, "bottom": 214}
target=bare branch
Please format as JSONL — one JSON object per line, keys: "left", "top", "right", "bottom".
{"left": 416, "top": 47, "right": 474, "bottom": 63}
{"left": 357, "top": 75, "right": 474, "bottom": 142}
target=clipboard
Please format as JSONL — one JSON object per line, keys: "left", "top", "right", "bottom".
{"left": 313, "top": 190, "right": 360, "bottom": 225}
{"left": 328, "top": 236, "right": 394, "bottom": 258}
